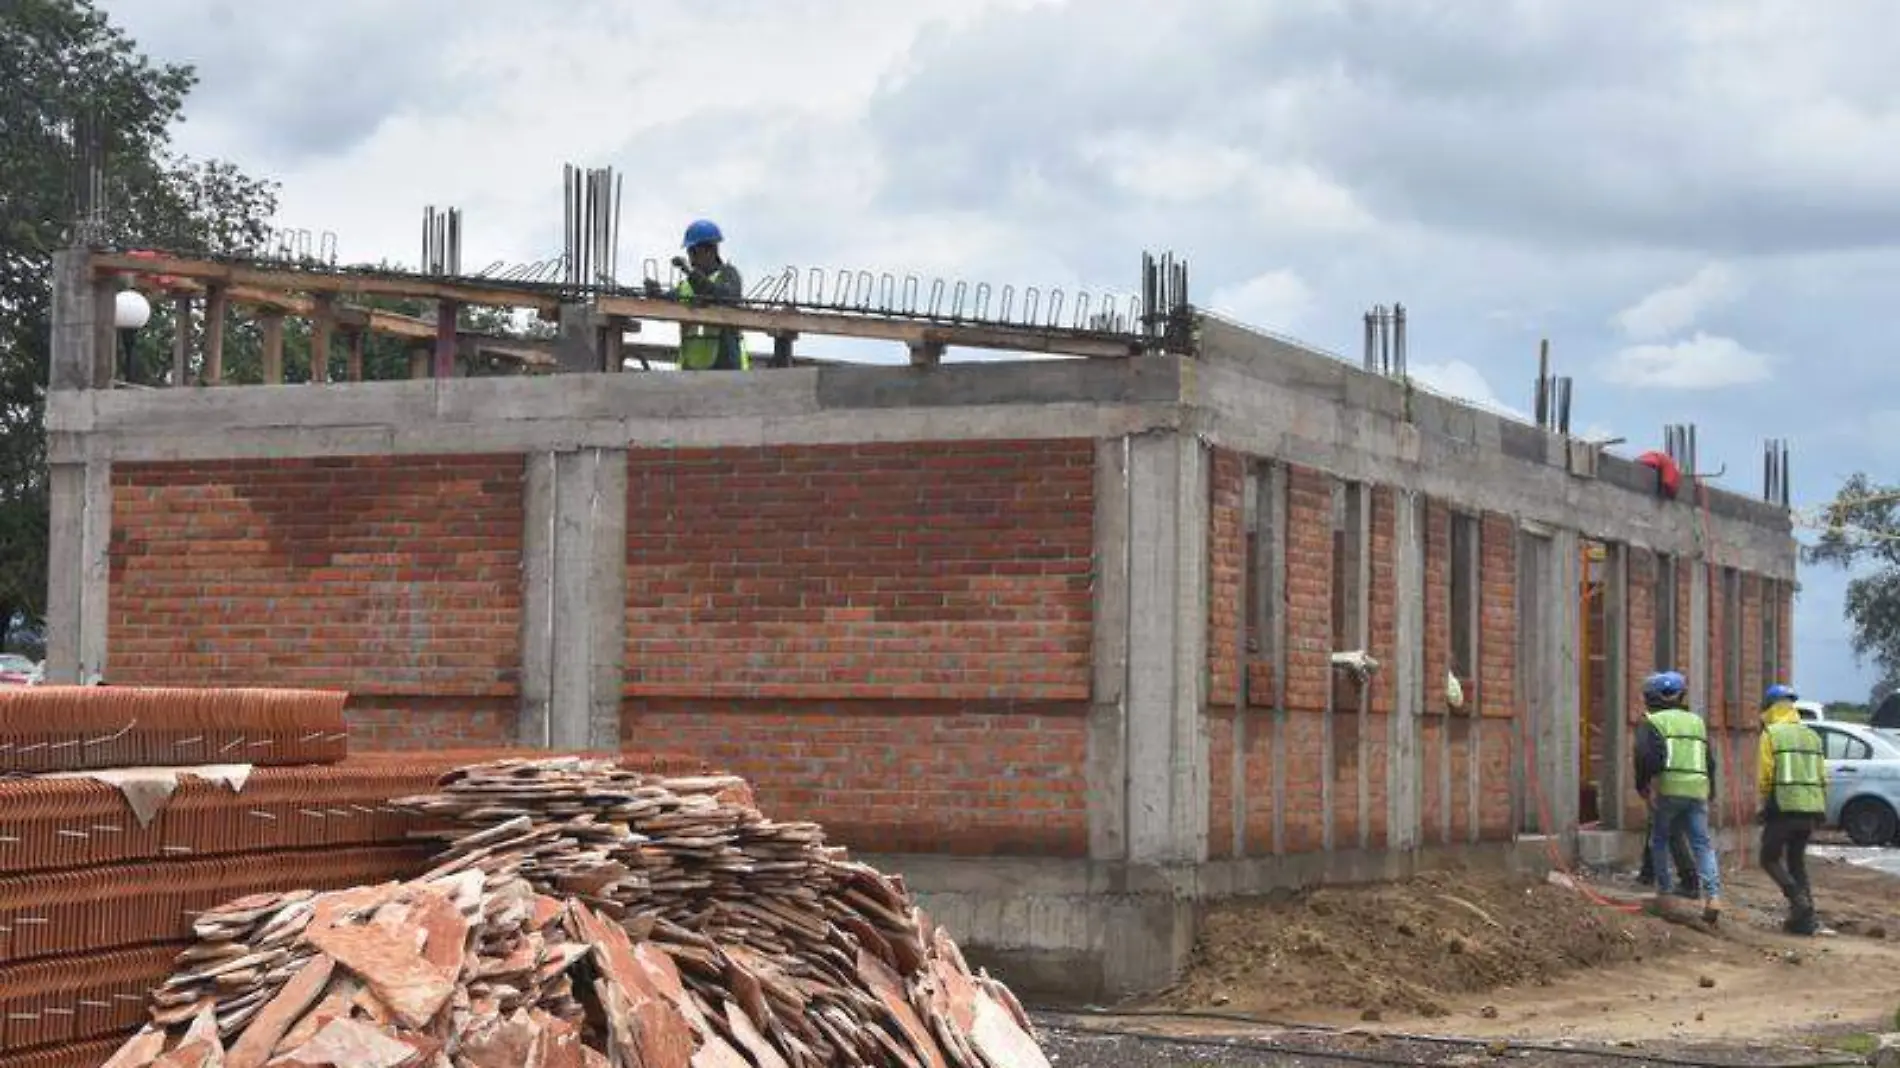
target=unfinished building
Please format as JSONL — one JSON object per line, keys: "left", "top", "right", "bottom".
{"left": 44, "top": 238, "right": 1798, "bottom": 1003}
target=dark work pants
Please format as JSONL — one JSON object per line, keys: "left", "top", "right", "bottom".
{"left": 1760, "top": 814, "right": 1820, "bottom": 917}
{"left": 1638, "top": 809, "right": 1700, "bottom": 894}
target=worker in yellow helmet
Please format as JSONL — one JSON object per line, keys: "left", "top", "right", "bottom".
{"left": 1757, "top": 684, "right": 1827, "bottom": 935}
{"left": 645, "top": 219, "right": 750, "bottom": 371}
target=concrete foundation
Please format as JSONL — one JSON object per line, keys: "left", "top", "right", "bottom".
{"left": 869, "top": 840, "right": 1551, "bottom": 1004}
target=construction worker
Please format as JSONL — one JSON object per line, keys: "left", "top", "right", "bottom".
{"left": 645, "top": 219, "right": 750, "bottom": 370}
{"left": 1636, "top": 805, "right": 1701, "bottom": 898}
{"left": 1632, "top": 670, "right": 1724, "bottom": 922}
{"left": 1757, "top": 684, "right": 1827, "bottom": 934}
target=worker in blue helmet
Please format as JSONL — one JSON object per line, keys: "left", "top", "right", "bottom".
{"left": 645, "top": 219, "right": 750, "bottom": 371}
{"left": 1632, "top": 669, "right": 1724, "bottom": 923}
{"left": 1756, "top": 683, "right": 1826, "bottom": 934}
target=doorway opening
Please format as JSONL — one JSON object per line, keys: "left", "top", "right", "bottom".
{"left": 1580, "top": 540, "right": 1611, "bottom": 825}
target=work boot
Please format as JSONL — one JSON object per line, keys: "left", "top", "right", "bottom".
{"left": 1702, "top": 895, "right": 1725, "bottom": 925}
{"left": 1785, "top": 894, "right": 1817, "bottom": 936}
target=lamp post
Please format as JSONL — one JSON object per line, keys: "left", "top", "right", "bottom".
{"left": 113, "top": 289, "right": 151, "bottom": 384}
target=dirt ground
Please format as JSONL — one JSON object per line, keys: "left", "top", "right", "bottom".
{"left": 1135, "top": 852, "right": 1900, "bottom": 1048}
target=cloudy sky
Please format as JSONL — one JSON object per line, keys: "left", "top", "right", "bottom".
{"left": 99, "top": 0, "right": 1895, "bottom": 702}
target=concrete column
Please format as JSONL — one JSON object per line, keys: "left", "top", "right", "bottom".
{"left": 1548, "top": 528, "right": 1583, "bottom": 843}
{"left": 46, "top": 248, "right": 115, "bottom": 684}
{"left": 1121, "top": 430, "right": 1211, "bottom": 865}
{"left": 1603, "top": 544, "right": 1631, "bottom": 829}
{"left": 519, "top": 448, "right": 628, "bottom": 750}
{"left": 1688, "top": 561, "right": 1711, "bottom": 721}
{"left": 1087, "top": 439, "right": 1130, "bottom": 862}
{"left": 45, "top": 462, "right": 111, "bottom": 684}
{"left": 1388, "top": 490, "right": 1424, "bottom": 850}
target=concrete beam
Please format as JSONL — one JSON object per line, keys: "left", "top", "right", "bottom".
{"left": 519, "top": 449, "right": 628, "bottom": 749}
{"left": 1122, "top": 431, "right": 1210, "bottom": 865}
{"left": 1192, "top": 325, "right": 1795, "bottom": 579}
{"left": 46, "top": 362, "right": 1184, "bottom": 465}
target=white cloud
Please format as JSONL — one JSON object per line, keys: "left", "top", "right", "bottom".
{"left": 1612, "top": 263, "right": 1742, "bottom": 339}
{"left": 1408, "top": 360, "right": 1528, "bottom": 422}
{"left": 1208, "top": 269, "right": 1314, "bottom": 330}
{"left": 1601, "top": 331, "right": 1774, "bottom": 389}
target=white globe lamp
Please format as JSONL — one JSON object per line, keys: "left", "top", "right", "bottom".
{"left": 114, "top": 289, "right": 152, "bottom": 330}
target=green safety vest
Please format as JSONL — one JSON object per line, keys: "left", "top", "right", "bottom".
{"left": 1647, "top": 708, "right": 1710, "bottom": 800}
{"left": 677, "top": 271, "right": 750, "bottom": 371}
{"left": 1766, "top": 721, "right": 1827, "bottom": 815}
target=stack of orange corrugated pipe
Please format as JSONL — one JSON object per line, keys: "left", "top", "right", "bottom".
{"left": 0, "top": 686, "right": 706, "bottom": 1065}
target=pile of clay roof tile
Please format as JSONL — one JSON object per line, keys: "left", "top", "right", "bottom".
{"left": 101, "top": 757, "right": 1051, "bottom": 1068}
{"left": 0, "top": 687, "right": 352, "bottom": 774}
{"left": 0, "top": 685, "right": 711, "bottom": 1067}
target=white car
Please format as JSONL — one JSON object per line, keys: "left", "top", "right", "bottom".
{"left": 1794, "top": 699, "right": 1827, "bottom": 722}
{"left": 1808, "top": 720, "right": 1900, "bottom": 846}
{"left": 0, "top": 654, "right": 38, "bottom": 687}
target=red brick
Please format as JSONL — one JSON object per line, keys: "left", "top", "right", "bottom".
{"left": 1280, "top": 710, "right": 1326, "bottom": 852}
{"left": 620, "top": 698, "right": 1088, "bottom": 856}
{"left": 1479, "top": 514, "right": 1517, "bottom": 719}
{"left": 1283, "top": 466, "right": 1334, "bottom": 713}
{"left": 108, "top": 456, "right": 524, "bottom": 703}
{"left": 1241, "top": 712, "right": 1278, "bottom": 854}
{"left": 1208, "top": 711, "right": 1235, "bottom": 858}
{"left": 345, "top": 696, "right": 516, "bottom": 751}
{"left": 1368, "top": 487, "right": 1398, "bottom": 717}
{"left": 1449, "top": 717, "right": 1474, "bottom": 842}
{"left": 1478, "top": 716, "right": 1515, "bottom": 839}
{"left": 1423, "top": 501, "right": 1451, "bottom": 716}
{"left": 623, "top": 441, "right": 1093, "bottom": 701}
{"left": 1207, "top": 450, "right": 1245, "bottom": 710}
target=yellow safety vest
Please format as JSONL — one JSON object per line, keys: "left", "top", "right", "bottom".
{"left": 1765, "top": 721, "right": 1827, "bottom": 814}
{"left": 1647, "top": 708, "right": 1709, "bottom": 800}
{"left": 677, "top": 270, "right": 750, "bottom": 371}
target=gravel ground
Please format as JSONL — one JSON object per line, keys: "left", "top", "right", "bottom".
{"left": 1034, "top": 1016, "right": 1874, "bottom": 1068}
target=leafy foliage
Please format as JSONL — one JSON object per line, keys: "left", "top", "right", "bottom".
{"left": 1801, "top": 472, "right": 1900, "bottom": 680}
{"left": 0, "top": 0, "right": 279, "bottom": 634}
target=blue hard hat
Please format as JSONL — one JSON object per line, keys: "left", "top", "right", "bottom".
{"left": 1765, "top": 683, "right": 1798, "bottom": 704}
{"left": 683, "top": 219, "right": 723, "bottom": 249}
{"left": 1643, "top": 670, "right": 1687, "bottom": 703}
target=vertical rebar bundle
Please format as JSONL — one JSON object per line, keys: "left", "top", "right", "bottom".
{"left": 1762, "top": 438, "right": 1791, "bottom": 506}
{"left": 422, "top": 206, "right": 462, "bottom": 276}
{"left": 1665, "top": 423, "right": 1700, "bottom": 477}
{"left": 563, "top": 165, "right": 623, "bottom": 288}
{"left": 1362, "top": 304, "right": 1408, "bottom": 377}
{"left": 68, "top": 107, "right": 108, "bottom": 245}
{"left": 1530, "top": 339, "right": 1573, "bottom": 434}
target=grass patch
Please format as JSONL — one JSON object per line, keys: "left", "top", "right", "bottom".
{"left": 1825, "top": 1032, "right": 1878, "bottom": 1057}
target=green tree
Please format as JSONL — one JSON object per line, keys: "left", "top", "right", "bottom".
{"left": 1802, "top": 472, "right": 1900, "bottom": 682}
{"left": 0, "top": 0, "right": 279, "bottom": 639}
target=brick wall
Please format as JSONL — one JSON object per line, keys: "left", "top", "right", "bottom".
{"left": 623, "top": 441, "right": 1092, "bottom": 700}
{"left": 1709, "top": 565, "right": 1728, "bottom": 730}
{"left": 1240, "top": 712, "right": 1279, "bottom": 853}
{"left": 619, "top": 700, "right": 1088, "bottom": 856}
{"left": 1281, "top": 711, "right": 1326, "bottom": 852}
{"left": 1741, "top": 573, "right": 1765, "bottom": 720}
{"left": 1368, "top": 488, "right": 1398, "bottom": 717}
{"left": 1208, "top": 451, "right": 1245, "bottom": 709}
{"left": 620, "top": 440, "right": 1095, "bottom": 855}
{"left": 1479, "top": 514, "right": 1517, "bottom": 720}
{"left": 1285, "top": 467, "right": 1335, "bottom": 715}
{"left": 108, "top": 456, "right": 525, "bottom": 748}
{"left": 1208, "top": 712, "right": 1235, "bottom": 858}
